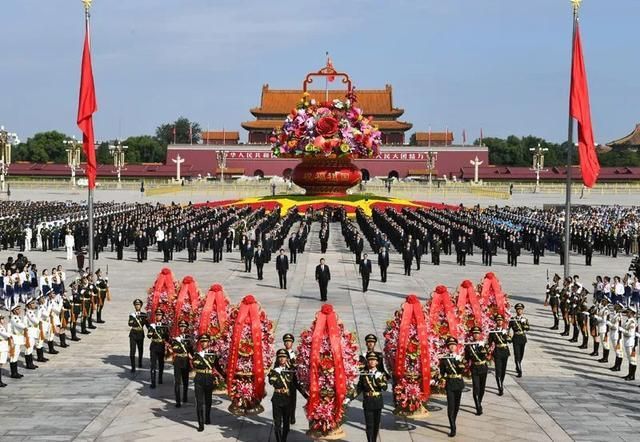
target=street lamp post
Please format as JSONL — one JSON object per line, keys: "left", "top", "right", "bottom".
{"left": 109, "top": 140, "right": 128, "bottom": 188}
{"left": 216, "top": 149, "right": 228, "bottom": 183}
{"left": 529, "top": 143, "right": 548, "bottom": 193}
{"left": 424, "top": 151, "right": 438, "bottom": 186}
{"left": 0, "top": 126, "right": 13, "bottom": 192}
{"left": 63, "top": 135, "right": 82, "bottom": 187}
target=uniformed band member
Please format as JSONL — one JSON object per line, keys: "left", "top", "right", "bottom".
{"left": 509, "top": 303, "right": 530, "bottom": 378}
{"left": 609, "top": 303, "right": 624, "bottom": 372}
{"left": 193, "top": 334, "right": 224, "bottom": 432}
{"left": 8, "top": 304, "right": 25, "bottom": 378}
{"left": 147, "top": 309, "right": 169, "bottom": 389}
{"left": 594, "top": 298, "right": 610, "bottom": 363}
{"left": 359, "top": 334, "right": 387, "bottom": 376}
{"left": 282, "top": 333, "right": 297, "bottom": 425}
{"left": 465, "top": 326, "right": 488, "bottom": 415}
{"left": 171, "top": 320, "right": 193, "bottom": 408}
{"left": 356, "top": 351, "right": 388, "bottom": 442}
{"left": 128, "top": 299, "right": 148, "bottom": 373}
{"left": 269, "top": 348, "right": 302, "bottom": 442}
{"left": 488, "top": 314, "right": 511, "bottom": 395}
{"left": 621, "top": 306, "right": 637, "bottom": 381}
{"left": 95, "top": 269, "right": 109, "bottom": 324}
{"left": 440, "top": 336, "right": 465, "bottom": 438}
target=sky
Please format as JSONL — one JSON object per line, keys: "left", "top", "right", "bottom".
{"left": 1, "top": 0, "right": 638, "bottom": 145}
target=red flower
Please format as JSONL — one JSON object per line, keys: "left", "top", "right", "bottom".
{"left": 316, "top": 116, "right": 339, "bottom": 137}
{"left": 243, "top": 295, "right": 256, "bottom": 305}
{"left": 161, "top": 268, "right": 171, "bottom": 275}
{"left": 211, "top": 283, "right": 223, "bottom": 292}
{"left": 319, "top": 357, "right": 333, "bottom": 370}
{"left": 321, "top": 304, "right": 334, "bottom": 314}
{"left": 407, "top": 340, "right": 419, "bottom": 354}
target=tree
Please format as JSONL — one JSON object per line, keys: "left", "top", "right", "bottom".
{"left": 13, "top": 131, "right": 70, "bottom": 163}
{"left": 156, "top": 117, "right": 201, "bottom": 145}
{"left": 124, "top": 135, "right": 166, "bottom": 163}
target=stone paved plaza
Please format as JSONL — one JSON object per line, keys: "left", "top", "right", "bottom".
{"left": 1, "top": 188, "right": 639, "bottom": 442}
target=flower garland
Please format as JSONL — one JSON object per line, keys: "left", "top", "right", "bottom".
{"left": 221, "top": 295, "right": 274, "bottom": 415}
{"left": 480, "top": 273, "right": 511, "bottom": 330}
{"left": 383, "top": 294, "right": 433, "bottom": 416}
{"left": 171, "top": 276, "right": 201, "bottom": 337}
{"left": 270, "top": 90, "right": 382, "bottom": 159}
{"left": 296, "top": 304, "right": 359, "bottom": 436}
{"left": 145, "top": 267, "right": 178, "bottom": 327}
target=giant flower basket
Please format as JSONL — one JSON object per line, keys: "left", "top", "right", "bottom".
{"left": 170, "top": 276, "right": 201, "bottom": 337}
{"left": 480, "top": 272, "right": 511, "bottom": 331}
{"left": 296, "top": 304, "right": 360, "bottom": 440}
{"left": 270, "top": 66, "right": 381, "bottom": 196}
{"left": 222, "top": 295, "right": 275, "bottom": 416}
{"left": 425, "top": 285, "right": 465, "bottom": 392}
{"left": 196, "top": 283, "right": 231, "bottom": 392}
{"left": 383, "top": 294, "right": 433, "bottom": 418}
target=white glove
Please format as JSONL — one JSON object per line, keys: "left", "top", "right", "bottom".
{"left": 176, "top": 336, "right": 182, "bottom": 342}
{"left": 199, "top": 351, "right": 205, "bottom": 358}
{"left": 151, "top": 324, "right": 156, "bottom": 329}
{"left": 520, "top": 318, "right": 527, "bottom": 323}
{"left": 374, "top": 372, "right": 383, "bottom": 380}
{"left": 274, "top": 367, "right": 282, "bottom": 374}
{"left": 343, "top": 397, "right": 350, "bottom": 405}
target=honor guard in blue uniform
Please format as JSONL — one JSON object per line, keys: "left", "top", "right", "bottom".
{"left": 465, "top": 326, "right": 489, "bottom": 415}
{"left": 146, "top": 309, "right": 169, "bottom": 389}
{"left": 509, "top": 303, "right": 530, "bottom": 377}
{"left": 128, "top": 299, "right": 148, "bottom": 373}
{"left": 440, "top": 336, "right": 465, "bottom": 438}
{"left": 488, "top": 314, "right": 511, "bottom": 396}
{"left": 171, "top": 320, "right": 193, "bottom": 407}
{"left": 356, "top": 351, "right": 388, "bottom": 442}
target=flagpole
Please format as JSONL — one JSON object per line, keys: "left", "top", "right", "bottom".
{"left": 83, "top": 0, "right": 94, "bottom": 276}
{"left": 564, "top": 0, "right": 581, "bottom": 279}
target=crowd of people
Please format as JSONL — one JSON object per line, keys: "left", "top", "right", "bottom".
{"left": 0, "top": 253, "right": 110, "bottom": 386}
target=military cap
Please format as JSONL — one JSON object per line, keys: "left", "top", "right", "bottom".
{"left": 366, "top": 351, "right": 378, "bottom": 361}
{"left": 276, "top": 348, "right": 289, "bottom": 358}
{"left": 154, "top": 308, "right": 164, "bottom": 316}
{"left": 600, "top": 297, "right": 610, "bottom": 304}
{"left": 471, "top": 326, "right": 482, "bottom": 334}
{"left": 178, "top": 320, "right": 188, "bottom": 328}
{"left": 282, "top": 333, "right": 294, "bottom": 343}
{"left": 494, "top": 313, "right": 504, "bottom": 321}
{"left": 26, "top": 297, "right": 36, "bottom": 305}
{"left": 365, "top": 334, "right": 378, "bottom": 343}
{"left": 626, "top": 306, "right": 637, "bottom": 314}
{"left": 95, "top": 269, "right": 101, "bottom": 275}
{"left": 445, "top": 336, "right": 458, "bottom": 346}
{"left": 133, "top": 299, "right": 143, "bottom": 306}
{"left": 198, "top": 333, "right": 210, "bottom": 342}
{"left": 514, "top": 303, "right": 525, "bottom": 310}
{"left": 11, "top": 304, "right": 22, "bottom": 313}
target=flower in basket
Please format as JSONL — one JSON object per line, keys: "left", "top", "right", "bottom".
{"left": 296, "top": 304, "right": 360, "bottom": 436}
{"left": 271, "top": 90, "right": 382, "bottom": 159}
{"left": 221, "top": 294, "right": 275, "bottom": 415}
{"left": 383, "top": 294, "right": 433, "bottom": 416}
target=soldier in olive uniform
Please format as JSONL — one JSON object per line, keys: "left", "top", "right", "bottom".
{"left": 509, "top": 303, "right": 530, "bottom": 378}
{"left": 70, "top": 283, "right": 82, "bottom": 341}
{"left": 79, "top": 279, "right": 92, "bottom": 334}
{"left": 95, "top": 269, "right": 108, "bottom": 324}
{"left": 465, "top": 326, "right": 489, "bottom": 415}
{"left": 171, "top": 320, "right": 193, "bottom": 407}
{"left": 440, "top": 336, "right": 466, "bottom": 438}
{"left": 269, "top": 348, "right": 302, "bottom": 442}
{"left": 488, "top": 314, "right": 511, "bottom": 396}
{"left": 192, "top": 334, "right": 225, "bottom": 432}
{"left": 359, "top": 334, "right": 387, "bottom": 376}
{"left": 282, "top": 334, "right": 298, "bottom": 424}
{"left": 356, "top": 351, "right": 388, "bottom": 442}
{"left": 128, "top": 299, "right": 148, "bottom": 373}
{"left": 146, "top": 309, "right": 169, "bottom": 389}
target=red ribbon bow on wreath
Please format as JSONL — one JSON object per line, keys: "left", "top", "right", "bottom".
{"left": 395, "top": 294, "right": 431, "bottom": 401}
{"left": 226, "top": 295, "right": 265, "bottom": 400}
{"left": 172, "top": 276, "right": 200, "bottom": 336}
{"left": 481, "top": 272, "right": 506, "bottom": 316}
{"left": 198, "top": 284, "right": 228, "bottom": 336}
{"left": 429, "top": 285, "right": 460, "bottom": 339}
{"left": 150, "top": 267, "right": 175, "bottom": 317}
{"left": 457, "top": 280, "right": 483, "bottom": 326}
{"left": 309, "top": 304, "right": 347, "bottom": 424}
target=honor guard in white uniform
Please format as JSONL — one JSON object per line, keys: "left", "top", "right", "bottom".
{"left": 38, "top": 293, "right": 58, "bottom": 356}
{"left": 621, "top": 307, "right": 637, "bottom": 381}
{"left": 608, "top": 303, "right": 625, "bottom": 372}
{"left": 0, "top": 313, "right": 10, "bottom": 386}
{"left": 24, "top": 298, "right": 43, "bottom": 367}
{"left": 594, "top": 298, "right": 611, "bottom": 363}
{"left": 8, "top": 304, "right": 26, "bottom": 375}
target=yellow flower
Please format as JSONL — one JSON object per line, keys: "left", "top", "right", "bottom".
{"left": 340, "top": 143, "right": 350, "bottom": 153}
{"left": 305, "top": 143, "right": 315, "bottom": 152}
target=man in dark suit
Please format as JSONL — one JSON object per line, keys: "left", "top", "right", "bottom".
{"left": 244, "top": 242, "right": 254, "bottom": 272}
{"left": 114, "top": 231, "right": 124, "bottom": 261}
{"left": 355, "top": 234, "right": 364, "bottom": 264}
{"left": 402, "top": 244, "right": 413, "bottom": 276}
{"left": 275, "top": 248, "right": 289, "bottom": 289}
{"left": 163, "top": 233, "right": 173, "bottom": 263}
{"left": 482, "top": 233, "right": 493, "bottom": 266}
{"left": 288, "top": 235, "right": 297, "bottom": 264}
{"left": 378, "top": 246, "right": 389, "bottom": 283}
{"left": 315, "top": 258, "right": 331, "bottom": 302}
{"left": 254, "top": 244, "right": 266, "bottom": 280}
{"left": 359, "top": 253, "right": 372, "bottom": 293}
{"left": 134, "top": 231, "right": 145, "bottom": 262}
{"left": 187, "top": 233, "right": 197, "bottom": 263}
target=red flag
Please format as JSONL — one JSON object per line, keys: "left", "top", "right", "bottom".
{"left": 172, "top": 125, "right": 177, "bottom": 144}
{"left": 462, "top": 129, "right": 467, "bottom": 145}
{"left": 326, "top": 53, "right": 335, "bottom": 82}
{"left": 570, "top": 24, "right": 599, "bottom": 188}
{"left": 480, "top": 128, "right": 484, "bottom": 144}
{"left": 189, "top": 124, "right": 193, "bottom": 144}
{"left": 77, "top": 22, "right": 97, "bottom": 189}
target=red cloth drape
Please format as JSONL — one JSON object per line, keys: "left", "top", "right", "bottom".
{"left": 150, "top": 267, "right": 175, "bottom": 316}
{"left": 76, "top": 21, "right": 97, "bottom": 189}
{"left": 198, "top": 284, "right": 228, "bottom": 336}
{"left": 395, "top": 295, "right": 431, "bottom": 401}
{"left": 429, "top": 285, "right": 460, "bottom": 338}
{"left": 309, "top": 304, "right": 347, "bottom": 424}
{"left": 226, "top": 295, "right": 265, "bottom": 400}
{"left": 481, "top": 272, "right": 506, "bottom": 316}
{"left": 457, "top": 280, "right": 483, "bottom": 325}
{"left": 172, "top": 276, "right": 199, "bottom": 336}
{"left": 570, "top": 24, "right": 599, "bottom": 188}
